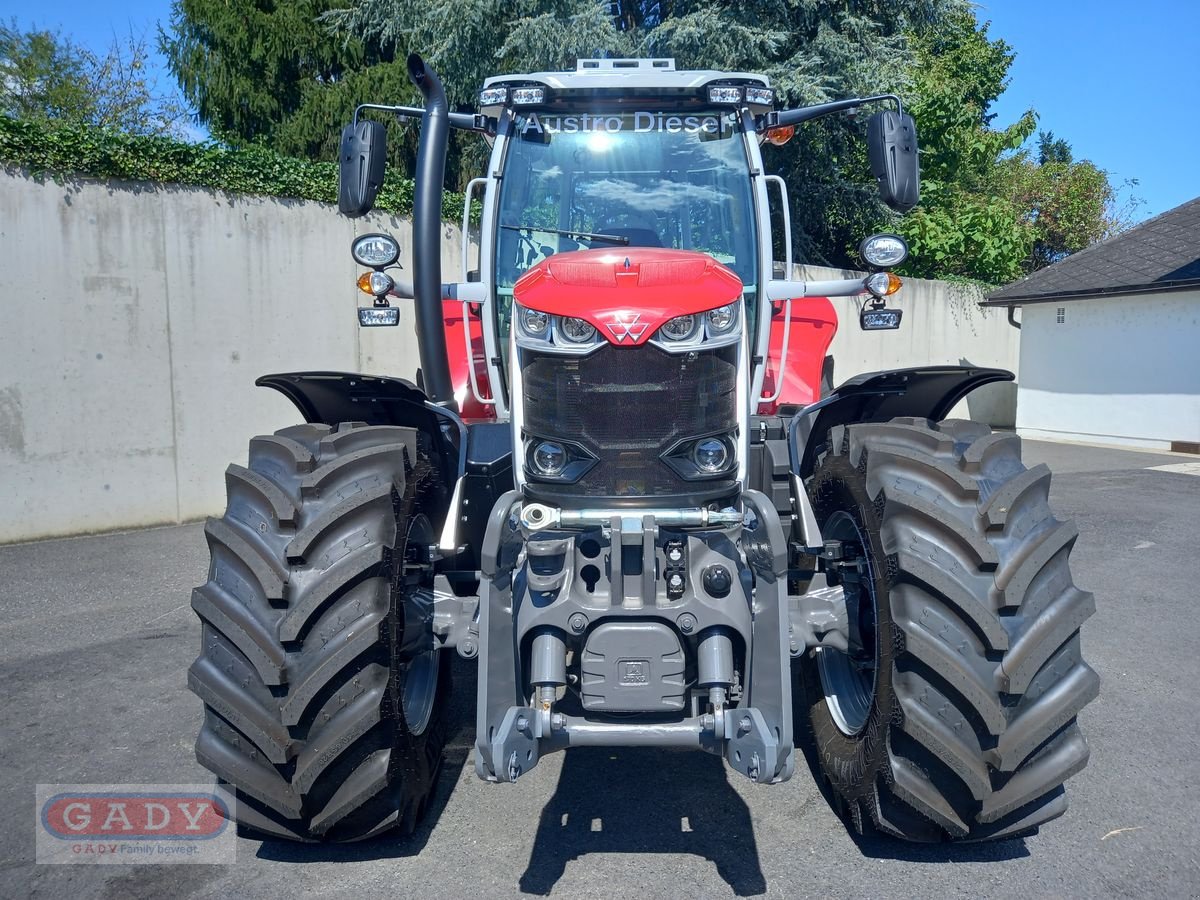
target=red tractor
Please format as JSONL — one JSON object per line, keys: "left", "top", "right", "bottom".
{"left": 188, "top": 54, "right": 1097, "bottom": 844}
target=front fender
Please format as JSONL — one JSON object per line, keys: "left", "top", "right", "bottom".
{"left": 256, "top": 371, "right": 464, "bottom": 491}
{"left": 787, "top": 366, "right": 1013, "bottom": 478}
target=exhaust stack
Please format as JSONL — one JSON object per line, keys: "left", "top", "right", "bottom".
{"left": 407, "top": 53, "right": 455, "bottom": 408}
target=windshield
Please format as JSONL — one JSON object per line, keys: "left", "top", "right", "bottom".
{"left": 493, "top": 110, "right": 759, "bottom": 340}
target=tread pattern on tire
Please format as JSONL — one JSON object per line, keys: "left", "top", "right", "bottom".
{"left": 189, "top": 422, "right": 448, "bottom": 841}
{"left": 805, "top": 418, "right": 1098, "bottom": 842}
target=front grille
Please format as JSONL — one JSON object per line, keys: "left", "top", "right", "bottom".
{"left": 521, "top": 342, "right": 738, "bottom": 503}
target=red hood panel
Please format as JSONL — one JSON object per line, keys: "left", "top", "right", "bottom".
{"left": 513, "top": 248, "right": 744, "bottom": 346}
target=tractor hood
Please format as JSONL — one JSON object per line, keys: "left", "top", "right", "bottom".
{"left": 512, "top": 248, "right": 744, "bottom": 347}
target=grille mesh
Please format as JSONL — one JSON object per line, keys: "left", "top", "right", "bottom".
{"left": 522, "top": 343, "right": 737, "bottom": 499}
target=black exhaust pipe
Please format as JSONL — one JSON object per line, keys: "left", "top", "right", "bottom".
{"left": 407, "top": 53, "right": 455, "bottom": 408}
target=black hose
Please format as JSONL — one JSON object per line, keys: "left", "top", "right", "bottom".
{"left": 407, "top": 53, "right": 455, "bottom": 408}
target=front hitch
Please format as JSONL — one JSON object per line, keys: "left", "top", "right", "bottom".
{"left": 474, "top": 490, "right": 796, "bottom": 785}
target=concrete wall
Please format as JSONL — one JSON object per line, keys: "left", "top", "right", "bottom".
{"left": 0, "top": 170, "right": 460, "bottom": 543}
{"left": 0, "top": 169, "right": 1019, "bottom": 542}
{"left": 795, "top": 265, "right": 1021, "bottom": 425}
{"left": 1016, "top": 291, "right": 1200, "bottom": 450}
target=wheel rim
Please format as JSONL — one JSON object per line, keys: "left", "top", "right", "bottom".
{"left": 400, "top": 513, "right": 439, "bottom": 737}
{"left": 815, "top": 510, "right": 880, "bottom": 736}
{"left": 402, "top": 647, "right": 439, "bottom": 736}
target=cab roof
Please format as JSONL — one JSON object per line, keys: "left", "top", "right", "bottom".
{"left": 482, "top": 58, "right": 770, "bottom": 92}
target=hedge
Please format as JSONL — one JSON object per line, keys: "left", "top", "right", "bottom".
{"left": 0, "top": 115, "right": 465, "bottom": 219}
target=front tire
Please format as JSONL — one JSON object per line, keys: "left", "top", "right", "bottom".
{"left": 799, "top": 418, "right": 1098, "bottom": 842}
{"left": 188, "top": 422, "right": 450, "bottom": 842}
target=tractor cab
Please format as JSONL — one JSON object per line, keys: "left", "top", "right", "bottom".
{"left": 467, "top": 59, "right": 915, "bottom": 416}
{"left": 339, "top": 57, "right": 919, "bottom": 421}
{"left": 480, "top": 62, "right": 768, "bottom": 365}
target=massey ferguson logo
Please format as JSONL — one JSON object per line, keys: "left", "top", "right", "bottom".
{"left": 618, "top": 659, "right": 651, "bottom": 685}
{"left": 603, "top": 312, "right": 649, "bottom": 343}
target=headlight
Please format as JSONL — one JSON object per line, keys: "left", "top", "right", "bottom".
{"left": 859, "top": 233, "right": 909, "bottom": 268}
{"left": 706, "top": 305, "right": 736, "bottom": 333}
{"left": 357, "top": 271, "right": 394, "bottom": 296}
{"left": 559, "top": 317, "right": 596, "bottom": 343}
{"left": 531, "top": 441, "right": 566, "bottom": 476}
{"left": 660, "top": 314, "right": 698, "bottom": 341}
{"left": 865, "top": 271, "right": 903, "bottom": 297}
{"left": 523, "top": 436, "right": 599, "bottom": 483}
{"left": 744, "top": 86, "right": 775, "bottom": 106}
{"left": 351, "top": 233, "right": 400, "bottom": 268}
{"left": 693, "top": 438, "right": 730, "bottom": 474}
{"left": 707, "top": 86, "right": 743, "bottom": 105}
{"left": 514, "top": 306, "right": 603, "bottom": 353}
{"left": 520, "top": 307, "right": 550, "bottom": 336}
{"left": 661, "top": 432, "right": 738, "bottom": 480}
{"left": 511, "top": 86, "right": 546, "bottom": 105}
{"left": 650, "top": 301, "right": 741, "bottom": 351}
{"left": 357, "top": 307, "right": 400, "bottom": 327}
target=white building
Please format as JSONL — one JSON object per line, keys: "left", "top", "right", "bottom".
{"left": 983, "top": 197, "right": 1200, "bottom": 452}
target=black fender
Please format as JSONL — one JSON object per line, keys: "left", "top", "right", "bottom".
{"left": 787, "top": 366, "right": 1013, "bottom": 478}
{"left": 256, "top": 371, "right": 465, "bottom": 491}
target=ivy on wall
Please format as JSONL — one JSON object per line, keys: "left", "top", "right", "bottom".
{"left": 0, "top": 115, "right": 465, "bottom": 219}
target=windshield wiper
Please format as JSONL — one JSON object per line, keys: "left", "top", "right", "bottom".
{"left": 501, "top": 224, "right": 629, "bottom": 245}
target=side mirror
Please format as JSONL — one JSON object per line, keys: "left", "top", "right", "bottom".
{"left": 867, "top": 110, "right": 920, "bottom": 213}
{"left": 338, "top": 120, "right": 387, "bottom": 217}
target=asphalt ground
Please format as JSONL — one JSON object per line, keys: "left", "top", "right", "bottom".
{"left": 1, "top": 439, "right": 1198, "bottom": 899}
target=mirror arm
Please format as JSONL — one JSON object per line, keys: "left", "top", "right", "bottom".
{"left": 448, "top": 112, "right": 494, "bottom": 133}
{"left": 766, "top": 278, "right": 868, "bottom": 300}
{"left": 352, "top": 103, "right": 423, "bottom": 123}
{"left": 352, "top": 103, "right": 493, "bottom": 134}
{"left": 764, "top": 94, "right": 902, "bottom": 129}
{"left": 387, "top": 278, "right": 415, "bottom": 300}
{"left": 382, "top": 282, "right": 486, "bottom": 303}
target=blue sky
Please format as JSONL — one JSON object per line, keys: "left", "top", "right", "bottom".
{"left": 978, "top": 0, "right": 1200, "bottom": 221}
{"left": 4, "top": 0, "right": 1196, "bottom": 222}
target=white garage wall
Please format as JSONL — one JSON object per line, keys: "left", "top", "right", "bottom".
{"left": 0, "top": 171, "right": 461, "bottom": 543}
{"left": 796, "top": 265, "right": 1021, "bottom": 425}
{"left": 1016, "top": 291, "right": 1200, "bottom": 450}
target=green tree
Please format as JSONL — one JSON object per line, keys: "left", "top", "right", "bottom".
{"left": 0, "top": 21, "right": 92, "bottom": 123}
{"left": 888, "top": 14, "right": 1132, "bottom": 283}
{"left": 1001, "top": 133, "right": 1122, "bottom": 272}
{"left": 632, "top": 1, "right": 946, "bottom": 266}
{"left": 163, "top": 0, "right": 1128, "bottom": 280}
{"left": 1037, "top": 130, "right": 1072, "bottom": 166}
{"left": 327, "top": 0, "right": 948, "bottom": 259}
{"left": 1, "top": 20, "right": 186, "bottom": 136}
{"left": 320, "top": 0, "right": 634, "bottom": 182}
{"left": 885, "top": 8, "right": 1037, "bottom": 284}
{"left": 160, "top": 0, "right": 419, "bottom": 164}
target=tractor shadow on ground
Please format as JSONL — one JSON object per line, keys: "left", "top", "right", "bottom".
{"left": 253, "top": 656, "right": 479, "bottom": 863}
{"left": 518, "top": 745, "right": 767, "bottom": 896}
{"left": 790, "top": 685, "right": 1031, "bottom": 863}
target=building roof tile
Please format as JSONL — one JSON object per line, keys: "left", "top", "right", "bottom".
{"left": 984, "top": 195, "right": 1200, "bottom": 304}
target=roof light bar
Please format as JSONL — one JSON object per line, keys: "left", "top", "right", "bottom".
{"left": 744, "top": 86, "right": 775, "bottom": 106}
{"left": 511, "top": 86, "right": 547, "bottom": 105}
{"left": 478, "top": 87, "right": 507, "bottom": 106}
{"left": 707, "top": 86, "right": 742, "bottom": 105}
{"left": 706, "top": 84, "right": 774, "bottom": 107}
